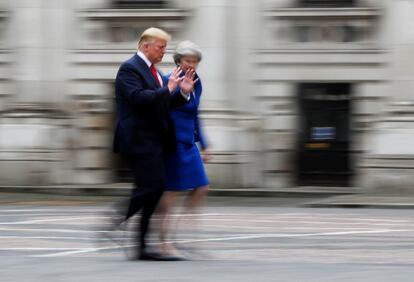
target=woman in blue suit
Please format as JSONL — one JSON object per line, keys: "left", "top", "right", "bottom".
{"left": 158, "top": 41, "right": 210, "bottom": 257}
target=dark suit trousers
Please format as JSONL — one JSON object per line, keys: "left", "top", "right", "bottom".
{"left": 123, "top": 154, "right": 166, "bottom": 250}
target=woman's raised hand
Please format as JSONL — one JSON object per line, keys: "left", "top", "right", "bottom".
{"left": 167, "top": 67, "right": 183, "bottom": 93}
{"left": 179, "top": 68, "right": 199, "bottom": 95}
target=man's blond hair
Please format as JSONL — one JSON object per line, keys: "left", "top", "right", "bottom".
{"left": 138, "top": 27, "right": 171, "bottom": 49}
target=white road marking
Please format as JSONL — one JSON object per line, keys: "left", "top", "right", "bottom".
{"left": 0, "top": 227, "right": 105, "bottom": 234}
{"left": 0, "top": 211, "right": 412, "bottom": 224}
{"left": 2, "top": 210, "right": 414, "bottom": 259}
{"left": 28, "top": 229, "right": 414, "bottom": 258}
{"left": 0, "top": 216, "right": 106, "bottom": 225}
{"left": 31, "top": 244, "right": 135, "bottom": 258}
{"left": 198, "top": 219, "right": 409, "bottom": 226}
{"left": 199, "top": 224, "right": 400, "bottom": 231}
{"left": 0, "top": 248, "right": 82, "bottom": 251}
{"left": 174, "top": 229, "right": 414, "bottom": 243}
{"left": 0, "top": 219, "right": 408, "bottom": 228}
{"left": 0, "top": 217, "right": 409, "bottom": 227}
{"left": 0, "top": 209, "right": 106, "bottom": 213}
{"left": 0, "top": 236, "right": 112, "bottom": 241}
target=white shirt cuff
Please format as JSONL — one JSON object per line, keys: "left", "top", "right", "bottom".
{"left": 180, "top": 90, "right": 191, "bottom": 101}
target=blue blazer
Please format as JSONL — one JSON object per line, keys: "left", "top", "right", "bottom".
{"left": 166, "top": 73, "right": 208, "bottom": 150}
{"left": 113, "top": 54, "right": 188, "bottom": 155}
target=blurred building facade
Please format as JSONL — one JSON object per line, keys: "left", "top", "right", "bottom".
{"left": 0, "top": 0, "right": 413, "bottom": 192}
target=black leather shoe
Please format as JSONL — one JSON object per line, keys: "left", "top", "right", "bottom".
{"left": 139, "top": 250, "right": 187, "bottom": 261}
{"left": 164, "top": 255, "right": 189, "bottom": 261}
{"left": 138, "top": 250, "right": 163, "bottom": 261}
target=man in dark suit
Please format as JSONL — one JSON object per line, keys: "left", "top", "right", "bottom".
{"left": 112, "top": 27, "right": 197, "bottom": 260}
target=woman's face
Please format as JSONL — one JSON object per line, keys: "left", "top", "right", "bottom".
{"left": 178, "top": 55, "right": 199, "bottom": 72}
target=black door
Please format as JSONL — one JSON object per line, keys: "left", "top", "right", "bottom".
{"left": 296, "top": 83, "right": 352, "bottom": 186}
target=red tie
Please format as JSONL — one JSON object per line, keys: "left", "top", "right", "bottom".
{"left": 150, "top": 64, "right": 161, "bottom": 86}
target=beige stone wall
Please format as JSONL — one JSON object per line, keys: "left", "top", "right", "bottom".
{"left": 1, "top": 0, "right": 411, "bottom": 191}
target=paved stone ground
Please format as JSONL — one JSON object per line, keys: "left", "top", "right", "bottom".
{"left": 1, "top": 193, "right": 414, "bottom": 281}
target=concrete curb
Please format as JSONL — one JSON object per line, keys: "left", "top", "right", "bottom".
{"left": 303, "top": 194, "right": 414, "bottom": 209}
{"left": 0, "top": 185, "right": 354, "bottom": 198}
{"left": 304, "top": 202, "right": 414, "bottom": 209}
{"left": 2, "top": 186, "right": 414, "bottom": 209}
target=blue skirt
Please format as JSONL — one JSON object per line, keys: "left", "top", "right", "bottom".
{"left": 164, "top": 143, "right": 209, "bottom": 191}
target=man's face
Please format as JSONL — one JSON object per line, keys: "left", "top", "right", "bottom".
{"left": 144, "top": 39, "right": 167, "bottom": 64}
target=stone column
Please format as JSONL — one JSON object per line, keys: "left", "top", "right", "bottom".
{"left": 359, "top": 0, "right": 414, "bottom": 194}
{"left": 176, "top": 0, "right": 231, "bottom": 187}
{"left": 181, "top": 0, "right": 230, "bottom": 109}
{"left": 226, "top": 0, "right": 264, "bottom": 187}
{"left": 0, "top": 0, "right": 73, "bottom": 186}
{"left": 12, "top": 0, "right": 67, "bottom": 104}
{"left": 177, "top": 0, "right": 263, "bottom": 188}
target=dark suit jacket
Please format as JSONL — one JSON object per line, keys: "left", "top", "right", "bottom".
{"left": 113, "top": 54, "right": 187, "bottom": 156}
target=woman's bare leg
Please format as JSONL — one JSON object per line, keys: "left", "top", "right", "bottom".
{"left": 184, "top": 185, "right": 209, "bottom": 212}
{"left": 158, "top": 191, "right": 180, "bottom": 255}
{"left": 179, "top": 186, "right": 209, "bottom": 247}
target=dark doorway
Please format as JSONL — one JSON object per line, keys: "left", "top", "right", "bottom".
{"left": 296, "top": 83, "right": 352, "bottom": 186}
